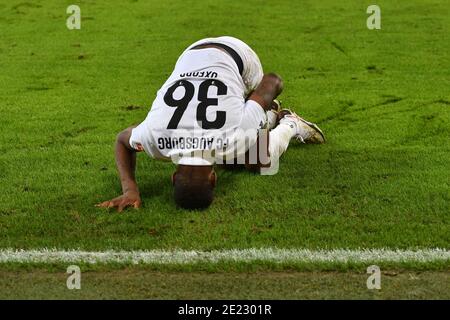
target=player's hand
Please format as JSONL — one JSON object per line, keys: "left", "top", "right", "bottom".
{"left": 96, "top": 190, "right": 141, "bottom": 212}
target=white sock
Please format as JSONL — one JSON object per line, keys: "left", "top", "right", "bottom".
{"left": 269, "top": 122, "right": 296, "bottom": 158}
{"left": 260, "top": 123, "right": 296, "bottom": 175}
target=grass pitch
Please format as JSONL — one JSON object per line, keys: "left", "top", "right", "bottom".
{"left": 1, "top": 270, "right": 448, "bottom": 299}
{"left": 0, "top": 0, "right": 448, "bottom": 298}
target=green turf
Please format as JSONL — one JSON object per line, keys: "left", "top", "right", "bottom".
{"left": 0, "top": 0, "right": 449, "bottom": 260}
{"left": 0, "top": 270, "right": 448, "bottom": 299}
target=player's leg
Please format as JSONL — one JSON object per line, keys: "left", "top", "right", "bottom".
{"left": 245, "top": 109, "right": 326, "bottom": 174}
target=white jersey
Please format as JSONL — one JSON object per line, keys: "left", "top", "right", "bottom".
{"left": 129, "top": 36, "right": 265, "bottom": 165}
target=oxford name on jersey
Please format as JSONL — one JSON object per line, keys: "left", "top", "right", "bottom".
{"left": 179, "top": 71, "right": 218, "bottom": 79}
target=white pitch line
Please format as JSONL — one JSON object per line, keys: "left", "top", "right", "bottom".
{"left": 0, "top": 248, "right": 448, "bottom": 265}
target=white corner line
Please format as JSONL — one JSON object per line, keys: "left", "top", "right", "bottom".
{"left": 0, "top": 248, "right": 448, "bottom": 265}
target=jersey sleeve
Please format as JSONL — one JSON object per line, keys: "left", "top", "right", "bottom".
{"left": 129, "top": 121, "right": 149, "bottom": 152}
{"left": 240, "top": 99, "right": 267, "bottom": 130}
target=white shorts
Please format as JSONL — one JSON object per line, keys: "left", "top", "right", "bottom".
{"left": 184, "top": 36, "right": 264, "bottom": 97}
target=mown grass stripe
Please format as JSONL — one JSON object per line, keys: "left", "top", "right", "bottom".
{"left": 0, "top": 248, "right": 448, "bottom": 265}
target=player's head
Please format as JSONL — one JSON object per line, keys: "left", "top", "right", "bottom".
{"left": 172, "top": 165, "right": 216, "bottom": 210}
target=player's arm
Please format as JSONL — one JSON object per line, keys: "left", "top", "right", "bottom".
{"left": 248, "top": 73, "right": 284, "bottom": 111}
{"left": 243, "top": 73, "right": 283, "bottom": 172}
{"left": 96, "top": 126, "right": 142, "bottom": 212}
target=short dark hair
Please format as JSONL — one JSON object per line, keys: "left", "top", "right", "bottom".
{"left": 174, "top": 174, "right": 214, "bottom": 210}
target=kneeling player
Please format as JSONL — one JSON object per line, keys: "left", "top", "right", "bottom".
{"left": 97, "top": 36, "right": 325, "bottom": 211}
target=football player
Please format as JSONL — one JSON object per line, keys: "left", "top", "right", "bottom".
{"left": 96, "top": 36, "right": 325, "bottom": 211}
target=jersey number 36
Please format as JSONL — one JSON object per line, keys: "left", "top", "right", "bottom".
{"left": 163, "top": 79, "right": 227, "bottom": 130}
